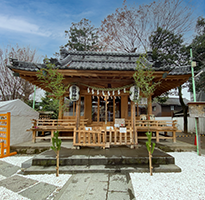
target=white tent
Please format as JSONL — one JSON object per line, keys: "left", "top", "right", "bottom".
{"left": 0, "top": 99, "right": 39, "bottom": 145}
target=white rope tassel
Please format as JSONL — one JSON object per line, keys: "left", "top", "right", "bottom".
{"left": 118, "top": 90, "right": 120, "bottom": 95}
{"left": 112, "top": 91, "right": 115, "bottom": 95}
{"left": 124, "top": 88, "right": 126, "bottom": 93}
{"left": 108, "top": 91, "right": 110, "bottom": 96}
{"left": 97, "top": 90, "right": 99, "bottom": 95}
{"left": 102, "top": 91, "right": 105, "bottom": 96}
{"left": 92, "top": 89, "right": 94, "bottom": 94}
{"left": 87, "top": 88, "right": 90, "bottom": 93}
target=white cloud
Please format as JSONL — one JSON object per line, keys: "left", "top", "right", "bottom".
{"left": 65, "top": 10, "right": 95, "bottom": 20}
{"left": 0, "top": 15, "right": 51, "bottom": 37}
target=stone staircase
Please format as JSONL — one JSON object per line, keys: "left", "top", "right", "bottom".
{"left": 21, "top": 146, "right": 181, "bottom": 174}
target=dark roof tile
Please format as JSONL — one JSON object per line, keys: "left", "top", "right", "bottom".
{"left": 7, "top": 49, "right": 191, "bottom": 75}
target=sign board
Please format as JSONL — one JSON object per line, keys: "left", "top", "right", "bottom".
{"left": 120, "top": 127, "right": 127, "bottom": 133}
{"left": 115, "top": 118, "right": 125, "bottom": 126}
{"left": 188, "top": 102, "right": 205, "bottom": 118}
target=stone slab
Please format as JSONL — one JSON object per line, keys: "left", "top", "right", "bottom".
{"left": 109, "top": 174, "right": 128, "bottom": 192}
{"left": 21, "top": 158, "right": 33, "bottom": 169}
{"left": 19, "top": 182, "right": 57, "bottom": 200}
{"left": 54, "top": 173, "right": 135, "bottom": 200}
{"left": 107, "top": 191, "right": 132, "bottom": 200}
{"left": 23, "top": 163, "right": 181, "bottom": 175}
{"left": 0, "top": 160, "right": 20, "bottom": 177}
{"left": 0, "top": 175, "right": 37, "bottom": 192}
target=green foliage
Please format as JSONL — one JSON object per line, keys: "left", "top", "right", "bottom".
{"left": 37, "top": 59, "right": 68, "bottom": 100}
{"left": 154, "top": 93, "right": 169, "bottom": 104}
{"left": 27, "top": 92, "right": 59, "bottom": 118}
{"left": 39, "top": 92, "right": 59, "bottom": 118}
{"left": 150, "top": 27, "right": 188, "bottom": 66}
{"left": 51, "top": 131, "right": 62, "bottom": 152}
{"left": 36, "top": 59, "right": 69, "bottom": 117}
{"left": 145, "top": 132, "right": 155, "bottom": 154}
{"left": 189, "top": 17, "right": 205, "bottom": 93}
{"left": 196, "top": 16, "right": 205, "bottom": 36}
{"left": 65, "top": 18, "right": 101, "bottom": 51}
{"left": 133, "top": 55, "right": 160, "bottom": 101}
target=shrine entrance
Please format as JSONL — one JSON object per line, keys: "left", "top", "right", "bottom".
{"left": 91, "top": 96, "right": 121, "bottom": 124}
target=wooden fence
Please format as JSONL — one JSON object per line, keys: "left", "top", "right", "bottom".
{"left": 73, "top": 126, "right": 137, "bottom": 148}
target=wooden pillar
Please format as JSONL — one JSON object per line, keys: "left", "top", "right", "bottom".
{"left": 97, "top": 97, "right": 100, "bottom": 123}
{"left": 131, "top": 101, "right": 136, "bottom": 145}
{"left": 137, "top": 103, "right": 140, "bottom": 117}
{"left": 58, "top": 96, "right": 64, "bottom": 119}
{"left": 76, "top": 97, "right": 81, "bottom": 130}
{"left": 196, "top": 117, "right": 201, "bottom": 156}
{"left": 105, "top": 96, "right": 107, "bottom": 124}
{"left": 113, "top": 97, "right": 115, "bottom": 124}
{"left": 121, "top": 95, "right": 128, "bottom": 118}
{"left": 84, "top": 95, "right": 92, "bottom": 124}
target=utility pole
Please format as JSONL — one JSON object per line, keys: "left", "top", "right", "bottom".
{"left": 190, "top": 48, "right": 201, "bottom": 156}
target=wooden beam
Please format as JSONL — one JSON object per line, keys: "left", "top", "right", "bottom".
{"left": 75, "top": 98, "right": 80, "bottom": 130}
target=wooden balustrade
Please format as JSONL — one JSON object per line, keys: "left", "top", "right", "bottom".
{"left": 73, "top": 126, "right": 137, "bottom": 148}
{"left": 28, "top": 118, "right": 178, "bottom": 147}
{"left": 28, "top": 118, "right": 88, "bottom": 143}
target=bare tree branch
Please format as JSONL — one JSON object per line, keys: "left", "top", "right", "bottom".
{"left": 0, "top": 44, "right": 41, "bottom": 102}
{"left": 98, "top": 0, "right": 195, "bottom": 53}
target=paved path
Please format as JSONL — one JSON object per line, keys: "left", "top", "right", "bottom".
{"left": 54, "top": 173, "right": 135, "bottom": 200}
{"left": 0, "top": 159, "right": 135, "bottom": 200}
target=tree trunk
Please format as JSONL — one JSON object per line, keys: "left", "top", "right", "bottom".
{"left": 149, "top": 150, "right": 153, "bottom": 176}
{"left": 178, "top": 86, "right": 188, "bottom": 133}
{"left": 56, "top": 150, "right": 59, "bottom": 177}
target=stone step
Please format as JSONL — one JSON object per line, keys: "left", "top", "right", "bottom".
{"left": 30, "top": 146, "right": 175, "bottom": 167}
{"left": 32, "top": 155, "right": 174, "bottom": 166}
{"left": 21, "top": 164, "right": 181, "bottom": 175}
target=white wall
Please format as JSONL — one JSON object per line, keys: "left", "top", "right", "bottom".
{"left": 173, "top": 117, "right": 205, "bottom": 134}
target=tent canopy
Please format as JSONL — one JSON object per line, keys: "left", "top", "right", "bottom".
{"left": 0, "top": 99, "right": 39, "bottom": 116}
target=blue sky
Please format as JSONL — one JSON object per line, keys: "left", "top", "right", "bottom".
{"left": 0, "top": 0, "right": 204, "bottom": 60}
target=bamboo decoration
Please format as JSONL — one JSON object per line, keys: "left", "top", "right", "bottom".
{"left": 145, "top": 132, "right": 155, "bottom": 176}
{"left": 51, "top": 131, "right": 62, "bottom": 177}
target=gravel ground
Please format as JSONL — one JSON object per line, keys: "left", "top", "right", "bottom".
{"left": 130, "top": 152, "right": 205, "bottom": 200}
{"left": 1, "top": 152, "right": 205, "bottom": 200}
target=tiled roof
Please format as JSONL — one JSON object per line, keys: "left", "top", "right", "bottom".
{"left": 8, "top": 49, "right": 192, "bottom": 75}
{"left": 161, "top": 97, "right": 189, "bottom": 105}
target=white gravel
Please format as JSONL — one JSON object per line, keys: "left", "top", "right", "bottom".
{"left": 1, "top": 152, "right": 205, "bottom": 199}
{"left": 0, "top": 186, "right": 30, "bottom": 200}
{"left": 130, "top": 152, "right": 205, "bottom": 200}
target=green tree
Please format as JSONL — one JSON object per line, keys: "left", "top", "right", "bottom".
{"left": 37, "top": 59, "right": 69, "bottom": 107}
{"left": 150, "top": 27, "right": 187, "bottom": 66}
{"left": 145, "top": 132, "right": 155, "bottom": 176}
{"left": 133, "top": 55, "right": 160, "bottom": 101}
{"left": 149, "top": 27, "right": 190, "bottom": 133}
{"left": 37, "top": 60, "right": 70, "bottom": 176}
{"left": 65, "top": 18, "right": 101, "bottom": 51}
{"left": 133, "top": 55, "right": 158, "bottom": 171}
{"left": 51, "top": 131, "right": 62, "bottom": 177}
{"left": 189, "top": 17, "right": 205, "bottom": 93}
